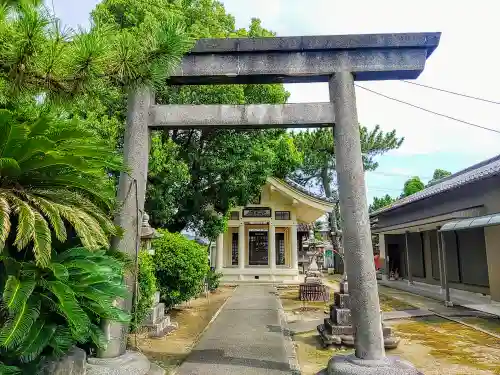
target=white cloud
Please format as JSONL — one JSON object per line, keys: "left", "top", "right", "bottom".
{"left": 221, "top": 0, "right": 500, "bottom": 160}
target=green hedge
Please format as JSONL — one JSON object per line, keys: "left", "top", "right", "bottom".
{"left": 153, "top": 230, "right": 210, "bottom": 308}
{"left": 131, "top": 251, "right": 158, "bottom": 332}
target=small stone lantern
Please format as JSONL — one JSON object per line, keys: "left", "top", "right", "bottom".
{"left": 140, "top": 212, "right": 161, "bottom": 255}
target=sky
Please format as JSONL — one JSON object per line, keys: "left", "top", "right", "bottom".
{"left": 52, "top": 0, "right": 500, "bottom": 203}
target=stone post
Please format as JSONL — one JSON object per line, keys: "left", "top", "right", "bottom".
{"left": 328, "top": 72, "right": 385, "bottom": 361}
{"left": 404, "top": 231, "right": 414, "bottom": 285}
{"left": 439, "top": 231, "right": 453, "bottom": 306}
{"left": 291, "top": 224, "right": 298, "bottom": 270}
{"left": 216, "top": 233, "right": 224, "bottom": 271}
{"left": 98, "top": 86, "right": 153, "bottom": 359}
{"left": 269, "top": 222, "right": 276, "bottom": 269}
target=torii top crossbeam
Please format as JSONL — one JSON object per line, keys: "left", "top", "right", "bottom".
{"left": 170, "top": 32, "right": 441, "bottom": 85}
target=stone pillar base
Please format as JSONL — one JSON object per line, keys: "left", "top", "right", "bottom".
{"left": 87, "top": 351, "right": 164, "bottom": 375}
{"left": 327, "top": 354, "right": 422, "bottom": 375}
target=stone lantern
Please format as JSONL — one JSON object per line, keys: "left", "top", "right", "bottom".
{"left": 140, "top": 212, "right": 161, "bottom": 255}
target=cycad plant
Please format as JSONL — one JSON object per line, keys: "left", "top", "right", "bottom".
{"left": 0, "top": 109, "right": 122, "bottom": 267}
{"left": 0, "top": 247, "right": 130, "bottom": 372}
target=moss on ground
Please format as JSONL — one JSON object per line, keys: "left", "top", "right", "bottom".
{"left": 393, "top": 317, "right": 500, "bottom": 373}
{"left": 378, "top": 293, "right": 417, "bottom": 312}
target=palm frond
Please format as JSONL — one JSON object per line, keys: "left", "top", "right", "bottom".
{"left": 25, "top": 193, "right": 66, "bottom": 242}
{"left": 0, "top": 193, "right": 11, "bottom": 247}
{"left": 17, "top": 319, "right": 56, "bottom": 363}
{"left": 2, "top": 275, "right": 35, "bottom": 314}
{"left": 47, "top": 325, "right": 74, "bottom": 357}
{"left": 45, "top": 281, "right": 90, "bottom": 342}
{"left": 0, "top": 362, "right": 21, "bottom": 375}
{"left": 31, "top": 211, "right": 51, "bottom": 267}
{"left": 89, "top": 323, "right": 107, "bottom": 350}
{"left": 0, "top": 298, "right": 40, "bottom": 350}
{"left": 8, "top": 193, "right": 35, "bottom": 250}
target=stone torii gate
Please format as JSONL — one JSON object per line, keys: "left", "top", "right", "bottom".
{"left": 106, "top": 33, "right": 440, "bottom": 374}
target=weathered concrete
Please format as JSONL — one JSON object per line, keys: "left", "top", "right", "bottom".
{"left": 149, "top": 103, "right": 334, "bottom": 129}
{"left": 87, "top": 351, "right": 151, "bottom": 375}
{"left": 176, "top": 285, "right": 297, "bottom": 375}
{"left": 100, "top": 87, "right": 153, "bottom": 358}
{"left": 170, "top": 33, "right": 440, "bottom": 85}
{"left": 327, "top": 355, "right": 422, "bottom": 375}
{"left": 330, "top": 72, "right": 385, "bottom": 360}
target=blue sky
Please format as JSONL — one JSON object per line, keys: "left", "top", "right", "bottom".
{"left": 52, "top": 0, "right": 500, "bottom": 203}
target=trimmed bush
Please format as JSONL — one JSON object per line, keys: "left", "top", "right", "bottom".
{"left": 131, "top": 251, "right": 158, "bottom": 332}
{"left": 153, "top": 230, "right": 210, "bottom": 308}
{"left": 206, "top": 269, "right": 222, "bottom": 292}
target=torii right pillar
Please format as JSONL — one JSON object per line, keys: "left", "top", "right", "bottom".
{"left": 328, "top": 71, "right": 422, "bottom": 374}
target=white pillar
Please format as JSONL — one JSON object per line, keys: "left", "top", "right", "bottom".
{"left": 216, "top": 233, "right": 224, "bottom": 271}
{"left": 291, "top": 224, "right": 298, "bottom": 270}
{"left": 269, "top": 222, "right": 276, "bottom": 269}
{"left": 238, "top": 224, "right": 245, "bottom": 270}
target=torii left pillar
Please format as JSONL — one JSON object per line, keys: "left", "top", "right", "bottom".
{"left": 98, "top": 86, "right": 152, "bottom": 359}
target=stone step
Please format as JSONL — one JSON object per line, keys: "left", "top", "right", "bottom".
{"left": 144, "top": 303, "right": 165, "bottom": 325}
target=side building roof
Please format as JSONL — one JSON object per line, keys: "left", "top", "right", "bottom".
{"left": 370, "top": 154, "right": 500, "bottom": 217}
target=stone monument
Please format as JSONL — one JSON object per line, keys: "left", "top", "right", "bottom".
{"left": 317, "top": 279, "right": 399, "bottom": 349}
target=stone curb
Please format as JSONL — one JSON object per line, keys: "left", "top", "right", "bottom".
{"left": 275, "top": 287, "right": 302, "bottom": 375}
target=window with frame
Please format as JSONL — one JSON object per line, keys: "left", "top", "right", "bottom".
{"left": 276, "top": 233, "right": 285, "bottom": 265}
{"left": 230, "top": 211, "right": 239, "bottom": 220}
{"left": 231, "top": 233, "right": 238, "bottom": 265}
{"left": 275, "top": 211, "right": 290, "bottom": 220}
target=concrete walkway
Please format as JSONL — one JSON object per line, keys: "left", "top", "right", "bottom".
{"left": 378, "top": 279, "right": 500, "bottom": 317}
{"left": 176, "top": 285, "right": 297, "bottom": 375}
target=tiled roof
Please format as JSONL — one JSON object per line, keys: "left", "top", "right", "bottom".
{"left": 283, "top": 178, "right": 337, "bottom": 203}
{"left": 370, "top": 154, "right": 500, "bottom": 216}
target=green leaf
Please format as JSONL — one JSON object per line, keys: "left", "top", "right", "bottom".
{"left": 47, "top": 326, "right": 74, "bottom": 357}
{"left": 32, "top": 211, "right": 52, "bottom": 267}
{"left": 0, "top": 362, "right": 21, "bottom": 375}
{"left": 2, "top": 276, "right": 36, "bottom": 314}
{"left": 17, "top": 320, "right": 57, "bottom": 363}
{"left": 45, "top": 281, "right": 90, "bottom": 342}
{"left": 0, "top": 194, "right": 11, "bottom": 248}
{"left": 0, "top": 298, "right": 40, "bottom": 350}
{"left": 48, "top": 263, "right": 69, "bottom": 281}
{"left": 89, "top": 324, "right": 108, "bottom": 350}
{"left": 0, "top": 109, "right": 13, "bottom": 156}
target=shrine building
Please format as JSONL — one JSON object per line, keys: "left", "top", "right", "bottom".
{"left": 211, "top": 177, "right": 335, "bottom": 283}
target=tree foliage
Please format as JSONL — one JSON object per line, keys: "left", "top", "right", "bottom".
{"left": 153, "top": 230, "right": 209, "bottom": 308}
{"left": 402, "top": 176, "right": 425, "bottom": 197}
{"left": 427, "top": 168, "right": 451, "bottom": 186}
{"left": 94, "top": 0, "right": 302, "bottom": 240}
{"left": 369, "top": 194, "right": 395, "bottom": 213}
{"left": 291, "top": 125, "right": 404, "bottom": 199}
